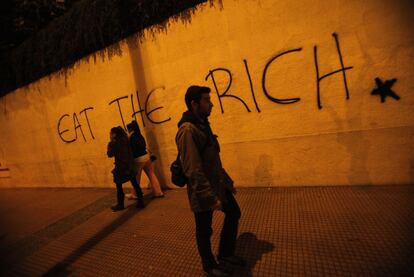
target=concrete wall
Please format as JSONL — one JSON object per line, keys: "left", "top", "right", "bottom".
{"left": 1, "top": 0, "right": 413, "bottom": 188}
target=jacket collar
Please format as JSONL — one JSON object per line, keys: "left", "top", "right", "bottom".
{"left": 178, "top": 111, "right": 208, "bottom": 127}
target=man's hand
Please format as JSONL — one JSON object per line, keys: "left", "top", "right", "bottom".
{"left": 212, "top": 199, "right": 222, "bottom": 211}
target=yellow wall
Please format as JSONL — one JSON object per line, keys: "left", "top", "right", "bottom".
{"left": 1, "top": 0, "right": 413, "bottom": 188}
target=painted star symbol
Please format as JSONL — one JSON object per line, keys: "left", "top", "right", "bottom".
{"left": 371, "top": 77, "right": 400, "bottom": 103}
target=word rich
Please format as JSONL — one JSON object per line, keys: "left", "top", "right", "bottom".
{"left": 57, "top": 87, "right": 170, "bottom": 143}
{"left": 207, "top": 32, "right": 353, "bottom": 113}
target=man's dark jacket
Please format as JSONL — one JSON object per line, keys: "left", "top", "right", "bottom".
{"left": 176, "top": 111, "right": 234, "bottom": 212}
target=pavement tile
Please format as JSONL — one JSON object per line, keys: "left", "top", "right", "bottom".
{"left": 0, "top": 186, "right": 413, "bottom": 276}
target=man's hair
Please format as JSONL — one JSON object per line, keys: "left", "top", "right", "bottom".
{"left": 185, "top": 85, "right": 211, "bottom": 111}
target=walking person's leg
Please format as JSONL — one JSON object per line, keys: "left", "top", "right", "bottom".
{"left": 143, "top": 159, "right": 164, "bottom": 197}
{"left": 128, "top": 162, "right": 145, "bottom": 199}
{"left": 217, "top": 190, "right": 245, "bottom": 267}
{"left": 112, "top": 182, "right": 125, "bottom": 211}
{"left": 130, "top": 175, "right": 145, "bottom": 208}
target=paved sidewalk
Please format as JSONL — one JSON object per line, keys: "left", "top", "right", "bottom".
{"left": 0, "top": 186, "right": 413, "bottom": 276}
{"left": 0, "top": 188, "right": 112, "bottom": 253}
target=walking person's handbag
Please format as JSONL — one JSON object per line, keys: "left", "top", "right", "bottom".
{"left": 146, "top": 148, "right": 157, "bottom": 162}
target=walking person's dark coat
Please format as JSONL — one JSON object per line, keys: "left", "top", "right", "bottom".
{"left": 107, "top": 133, "right": 136, "bottom": 184}
{"left": 107, "top": 126, "right": 144, "bottom": 211}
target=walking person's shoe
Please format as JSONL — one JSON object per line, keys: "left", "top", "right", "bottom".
{"left": 151, "top": 194, "right": 165, "bottom": 199}
{"left": 136, "top": 198, "right": 146, "bottom": 208}
{"left": 218, "top": 255, "right": 247, "bottom": 268}
{"left": 125, "top": 193, "right": 137, "bottom": 200}
{"left": 111, "top": 204, "right": 124, "bottom": 212}
{"left": 203, "top": 266, "right": 230, "bottom": 277}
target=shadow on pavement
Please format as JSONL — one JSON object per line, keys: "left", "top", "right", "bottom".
{"left": 42, "top": 196, "right": 152, "bottom": 277}
{"left": 234, "top": 232, "right": 275, "bottom": 277}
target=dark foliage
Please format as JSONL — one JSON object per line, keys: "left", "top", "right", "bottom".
{"left": 0, "top": 0, "right": 211, "bottom": 97}
{"left": 1, "top": 0, "right": 80, "bottom": 52}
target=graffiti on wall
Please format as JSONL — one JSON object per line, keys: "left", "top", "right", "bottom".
{"left": 371, "top": 78, "right": 400, "bottom": 103}
{"left": 56, "top": 32, "right": 401, "bottom": 144}
{"left": 205, "top": 32, "right": 354, "bottom": 112}
{"left": 57, "top": 108, "right": 95, "bottom": 143}
{"left": 57, "top": 86, "right": 171, "bottom": 143}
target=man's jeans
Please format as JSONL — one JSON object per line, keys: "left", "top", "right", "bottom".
{"left": 194, "top": 189, "right": 241, "bottom": 270}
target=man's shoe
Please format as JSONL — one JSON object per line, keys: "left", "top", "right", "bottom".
{"left": 203, "top": 267, "right": 230, "bottom": 277}
{"left": 111, "top": 204, "right": 124, "bottom": 212}
{"left": 218, "top": 255, "right": 247, "bottom": 267}
{"left": 217, "top": 263, "right": 233, "bottom": 274}
{"left": 137, "top": 199, "right": 145, "bottom": 208}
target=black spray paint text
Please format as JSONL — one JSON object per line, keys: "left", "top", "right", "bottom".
{"left": 57, "top": 87, "right": 171, "bottom": 143}
{"left": 57, "top": 33, "right": 353, "bottom": 143}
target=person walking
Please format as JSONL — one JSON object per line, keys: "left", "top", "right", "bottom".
{"left": 126, "top": 121, "right": 164, "bottom": 199}
{"left": 107, "top": 126, "right": 145, "bottom": 211}
{"left": 175, "top": 86, "right": 246, "bottom": 277}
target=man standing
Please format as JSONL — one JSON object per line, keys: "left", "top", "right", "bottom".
{"left": 176, "top": 86, "right": 246, "bottom": 276}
